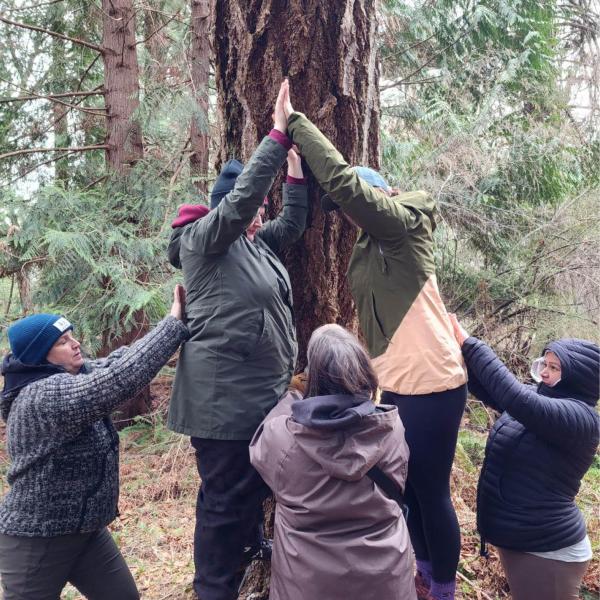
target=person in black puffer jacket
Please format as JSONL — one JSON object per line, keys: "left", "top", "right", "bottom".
{"left": 449, "top": 314, "right": 599, "bottom": 600}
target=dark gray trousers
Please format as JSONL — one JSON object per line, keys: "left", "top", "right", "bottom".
{"left": 0, "top": 527, "right": 139, "bottom": 600}
{"left": 191, "top": 437, "right": 271, "bottom": 600}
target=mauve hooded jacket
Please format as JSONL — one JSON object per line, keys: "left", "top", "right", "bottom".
{"left": 462, "top": 337, "right": 600, "bottom": 554}
{"left": 249, "top": 390, "right": 416, "bottom": 600}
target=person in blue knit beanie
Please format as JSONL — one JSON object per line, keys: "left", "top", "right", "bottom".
{"left": 0, "top": 287, "right": 189, "bottom": 600}
{"left": 8, "top": 313, "right": 75, "bottom": 365}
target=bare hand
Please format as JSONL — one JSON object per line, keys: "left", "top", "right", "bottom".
{"left": 281, "top": 78, "right": 294, "bottom": 118}
{"left": 170, "top": 284, "right": 186, "bottom": 321}
{"left": 273, "top": 79, "right": 289, "bottom": 133}
{"left": 448, "top": 313, "right": 469, "bottom": 346}
{"left": 287, "top": 145, "right": 303, "bottom": 178}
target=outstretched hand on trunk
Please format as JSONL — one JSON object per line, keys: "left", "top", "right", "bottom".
{"left": 273, "top": 79, "right": 295, "bottom": 132}
{"left": 170, "top": 284, "right": 186, "bottom": 322}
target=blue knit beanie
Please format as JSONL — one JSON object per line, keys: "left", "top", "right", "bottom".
{"left": 7, "top": 314, "right": 74, "bottom": 365}
{"left": 353, "top": 166, "right": 390, "bottom": 191}
{"left": 321, "top": 166, "right": 390, "bottom": 213}
{"left": 210, "top": 159, "right": 244, "bottom": 209}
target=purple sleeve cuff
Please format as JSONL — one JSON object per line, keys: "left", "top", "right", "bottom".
{"left": 268, "top": 129, "right": 293, "bottom": 150}
{"left": 286, "top": 175, "right": 307, "bottom": 185}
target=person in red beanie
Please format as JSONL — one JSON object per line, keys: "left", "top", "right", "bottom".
{"left": 166, "top": 85, "right": 309, "bottom": 600}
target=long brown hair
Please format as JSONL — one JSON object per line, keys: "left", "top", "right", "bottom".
{"left": 305, "top": 324, "right": 378, "bottom": 399}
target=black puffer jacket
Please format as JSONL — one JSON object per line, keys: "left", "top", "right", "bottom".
{"left": 462, "top": 337, "right": 600, "bottom": 553}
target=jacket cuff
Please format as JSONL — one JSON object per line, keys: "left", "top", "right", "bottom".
{"left": 461, "top": 336, "right": 480, "bottom": 358}
{"left": 268, "top": 129, "right": 293, "bottom": 150}
{"left": 286, "top": 175, "right": 307, "bottom": 185}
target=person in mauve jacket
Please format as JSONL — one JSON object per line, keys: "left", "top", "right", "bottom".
{"left": 450, "top": 314, "right": 600, "bottom": 600}
{"left": 250, "top": 324, "right": 417, "bottom": 600}
{"left": 0, "top": 286, "right": 189, "bottom": 600}
{"left": 166, "top": 85, "right": 308, "bottom": 600}
{"left": 276, "top": 79, "right": 467, "bottom": 600}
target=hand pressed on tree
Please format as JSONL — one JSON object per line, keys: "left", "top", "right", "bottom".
{"left": 273, "top": 79, "right": 290, "bottom": 133}
{"left": 170, "top": 284, "right": 187, "bottom": 322}
{"left": 273, "top": 79, "right": 295, "bottom": 133}
{"left": 280, "top": 78, "right": 294, "bottom": 119}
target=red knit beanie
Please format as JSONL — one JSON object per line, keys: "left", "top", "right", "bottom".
{"left": 171, "top": 204, "right": 210, "bottom": 228}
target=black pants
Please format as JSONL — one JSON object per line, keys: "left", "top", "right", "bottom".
{"left": 382, "top": 384, "right": 467, "bottom": 584}
{"left": 0, "top": 527, "right": 139, "bottom": 600}
{"left": 191, "top": 437, "right": 271, "bottom": 600}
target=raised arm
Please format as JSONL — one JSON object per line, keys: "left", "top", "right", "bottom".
{"left": 287, "top": 111, "right": 424, "bottom": 240}
{"left": 28, "top": 288, "right": 189, "bottom": 438}
{"left": 257, "top": 148, "right": 308, "bottom": 254}
{"left": 29, "top": 317, "right": 188, "bottom": 439}
{"left": 462, "top": 337, "right": 599, "bottom": 445}
{"left": 185, "top": 135, "right": 289, "bottom": 256}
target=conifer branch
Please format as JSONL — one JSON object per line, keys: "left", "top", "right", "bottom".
{"left": 0, "top": 14, "right": 103, "bottom": 53}
{"left": 0, "top": 145, "right": 108, "bottom": 161}
{"left": 5, "top": 0, "right": 66, "bottom": 11}
{"left": 137, "top": 9, "right": 182, "bottom": 46}
{"left": 0, "top": 79, "right": 106, "bottom": 116}
{"left": 0, "top": 90, "right": 104, "bottom": 103}
{"left": 1, "top": 152, "right": 73, "bottom": 187}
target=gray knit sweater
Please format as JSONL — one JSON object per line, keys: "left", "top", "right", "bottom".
{"left": 0, "top": 316, "right": 189, "bottom": 537}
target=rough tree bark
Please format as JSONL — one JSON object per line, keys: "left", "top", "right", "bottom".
{"left": 144, "top": 3, "right": 169, "bottom": 82}
{"left": 214, "top": 0, "right": 380, "bottom": 369}
{"left": 100, "top": 0, "right": 149, "bottom": 423}
{"left": 214, "top": 2, "right": 380, "bottom": 598}
{"left": 189, "top": 0, "right": 212, "bottom": 195}
{"left": 101, "top": 0, "right": 144, "bottom": 171}
{"left": 49, "top": 16, "right": 69, "bottom": 184}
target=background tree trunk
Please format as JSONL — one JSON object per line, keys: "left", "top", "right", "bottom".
{"left": 100, "top": 0, "right": 148, "bottom": 424}
{"left": 214, "top": 0, "right": 380, "bottom": 368}
{"left": 190, "top": 0, "right": 212, "bottom": 195}
{"left": 49, "top": 15, "right": 70, "bottom": 185}
{"left": 101, "top": 0, "right": 144, "bottom": 171}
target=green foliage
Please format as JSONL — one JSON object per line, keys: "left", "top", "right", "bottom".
{"left": 457, "top": 429, "right": 487, "bottom": 472}
{"left": 1, "top": 168, "right": 187, "bottom": 352}
{"left": 119, "top": 411, "right": 179, "bottom": 455}
{"left": 379, "top": 0, "right": 599, "bottom": 367}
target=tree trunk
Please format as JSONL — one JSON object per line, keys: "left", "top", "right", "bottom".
{"left": 101, "top": 0, "right": 148, "bottom": 425}
{"left": 101, "top": 0, "right": 144, "bottom": 171}
{"left": 49, "top": 16, "right": 70, "bottom": 184}
{"left": 144, "top": 2, "right": 169, "bottom": 82}
{"left": 16, "top": 266, "right": 33, "bottom": 315}
{"left": 190, "top": 0, "right": 212, "bottom": 195}
{"left": 214, "top": 3, "right": 380, "bottom": 598}
{"left": 214, "top": 0, "right": 380, "bottom": 369}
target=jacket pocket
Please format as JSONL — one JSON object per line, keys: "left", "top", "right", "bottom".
{"left": 227, "top": 308, "right": 266, "bottom": 360}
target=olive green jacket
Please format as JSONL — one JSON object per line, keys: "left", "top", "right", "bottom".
{"left": 288, "top": 113, "right": 465, "bottom": 395}
{"left": 167, "top": 136, "right": 308, "bottom": 439}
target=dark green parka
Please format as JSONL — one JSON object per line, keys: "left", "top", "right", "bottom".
{"left": 167, "top": 136, "right": 308, "bottom": 439}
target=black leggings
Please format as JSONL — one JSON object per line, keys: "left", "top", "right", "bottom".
{"left": 0, "top": 527, "right": 139, "bottom": 600}
{"left": 382, "top": 385, "right": 467, "bottom": 584}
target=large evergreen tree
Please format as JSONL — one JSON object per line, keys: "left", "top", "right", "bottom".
{"left": 214, "top": 0, "right": 381, "bottom": 364}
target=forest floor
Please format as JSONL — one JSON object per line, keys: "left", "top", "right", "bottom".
{"left": 0, "top": 371, "right": 598, "bottom": 600}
